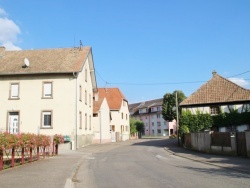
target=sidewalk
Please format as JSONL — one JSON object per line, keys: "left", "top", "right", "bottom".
{"left": 164, "top": 139, "right": 250, "bottom": 174}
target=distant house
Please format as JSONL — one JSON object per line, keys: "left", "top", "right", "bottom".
{"left": 129, "top": 98, "right": 176, "bottom": 136}
{"left": 0, "top": 46, "right": 97, "bottom": 149}
{"left": 93, "top": 88, "right": 130, "bottom": 143}
{"left": 180, "top": 71, "right": 250, "bottom": 132}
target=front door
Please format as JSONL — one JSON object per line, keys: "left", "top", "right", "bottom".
{"left": 9, "top": 112, "right": 19, "bottom": 134}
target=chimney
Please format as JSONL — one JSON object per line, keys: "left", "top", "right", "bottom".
{"left": 212, "top": 70, "right": 217, "bottom": 76}
{"left": 0, "top": 46, "right": 5, "bottom": 57}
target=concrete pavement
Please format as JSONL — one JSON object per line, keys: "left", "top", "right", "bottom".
{"left": 164, "top": 138, "right": 250, "bottom": 174}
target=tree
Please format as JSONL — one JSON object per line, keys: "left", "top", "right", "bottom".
{"left": 130, "top": 118, "right": 144, "bottom": 134}
{"left": 162, "top": 90, "right": 186, "bottom": 122}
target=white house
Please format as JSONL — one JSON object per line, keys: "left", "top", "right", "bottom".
{"left": 180, "top": 71, "right": 250, "bottom": 132}
{"left": 129, "top": 98, "right": 176, "bottom": 136}
{"left": 93, "top": 88, "right": 130, "bottom": 143}
{"left": 0, "top": 46, "right": 97, "bottom": 149}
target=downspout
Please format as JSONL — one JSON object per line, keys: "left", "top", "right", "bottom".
{"left": 73, "top": 72, "right": 78, "bottom": 150}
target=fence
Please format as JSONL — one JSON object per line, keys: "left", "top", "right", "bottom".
{"left": 183, "top": 131, "right": 250, "bottom": 157}
{"left": 0, "top": 143, "right": 60, "bottom": 171}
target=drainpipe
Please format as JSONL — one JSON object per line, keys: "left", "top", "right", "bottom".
{"left": 99, "top": 109, "right": 102, "bottom": 144}
{"left": 73, "top": 72, "right": 78, "bottom": 150}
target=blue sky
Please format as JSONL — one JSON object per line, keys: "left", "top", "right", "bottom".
{"left": 0, "top": 0, "right": 250, "bottom": 103}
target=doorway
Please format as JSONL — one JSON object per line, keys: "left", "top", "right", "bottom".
{"left": 8, "top": 112, "right": 19, "bottom": 134}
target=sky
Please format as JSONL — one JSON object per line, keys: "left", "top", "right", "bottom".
{"left": 0, "top": 0, "right": 250, "bottom": 103}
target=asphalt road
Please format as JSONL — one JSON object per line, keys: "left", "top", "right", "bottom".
{"left": 74, "top": 139, "right": 250, "bottom": 188}
{"left": 0, "top": 138, "right": 249, "bottom": 188}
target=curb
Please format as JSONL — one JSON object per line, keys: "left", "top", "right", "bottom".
{"left": 163, "top": 147, "right": 249, "bottom": 174}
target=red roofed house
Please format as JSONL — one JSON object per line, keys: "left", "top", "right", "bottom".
{"left": 0, "top": 46, "right": 97, "bottom": 149}
{"left": 180, "top": 71, "right": 250, "bottom": 132}
{"left": 93, "top": 88, "right": 130, "bottom": 143}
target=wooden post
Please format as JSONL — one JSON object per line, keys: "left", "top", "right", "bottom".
{"left": 37, "top": 147, "right": 40, "bottom": 160}
{"left": 21, "top": 148, "right": 24, "bottom": 165}
{"left": 52, "top": 141, "right": 55, "bottom": 155}
{"left": 55, "top": 144, "right": 58, "bottom": 155}
{"left": 11, "top": 148, "right": 15, "bottom": 168}
{"left": 43, "top": 147, "right": 46, "bottom": 159}
{"left": 0, "top": 150, "right": 3, "bottom": 171}
{"left": 29, "top": 148, "right": 32, "bottom": 162}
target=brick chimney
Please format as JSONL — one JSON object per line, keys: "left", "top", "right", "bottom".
{"left": 0, "top": 46, "right": 5, "bottom": 57}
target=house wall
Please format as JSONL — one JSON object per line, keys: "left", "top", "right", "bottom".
{"left": 92, "top": 98, "right": 111, "bottom": 144}
{"left": 0, "top": 74, "right": 76, "bottom": 136}
{"left": 75, "top": 55, "right": 95, "bottom": 148}
{"left": 110, "top": 100, "right": 130, "bottom": 141}
{"left": 131, "top": 111, "right": 176, "bottom": 136}
{"left": 182, "top": 104, "right": 247, "bottom": 114}
{"left": 0, "top": 54, "right": 95, "bottom": 149}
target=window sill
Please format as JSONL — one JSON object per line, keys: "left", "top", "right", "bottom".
{"left": 41, "top": 97, "right": 53, "bottom": 99}
{"left": 8, "top": 98, "right": 20, "bottom": 100}
{"left": 40, "top": 127, "right": 53, "bottom": 129}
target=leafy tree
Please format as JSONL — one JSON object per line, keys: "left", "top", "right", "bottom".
{"left": 130, "top": 118, "right": 137, "bottom": 134}
{"left": 130, "top": 118, "right": 144, "bottom": 134}
{"left": 162, "top": 90, "right": 186, "bottom": 121}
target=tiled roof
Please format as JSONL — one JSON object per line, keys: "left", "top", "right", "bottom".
{"left": 128, "top": 98, "right": 163, "bottom": 114}
{"left": 0, "top": 47, "right": 91, "bottom": 75}
{"left": 180, "top": 72, "right": 250, "bottom": 106}
{"left": 93, "top": 97, "right": 104, "bottom": 113}
{"left": 97, "top": 88, "right": 127, "bottom": 110}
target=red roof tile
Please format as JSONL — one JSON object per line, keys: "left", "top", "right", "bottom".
{"left": 97, "top": 88, "right": 127, "bottom": 110}
{"left": 180, "top": 72, "right": 250, "bottom": 106}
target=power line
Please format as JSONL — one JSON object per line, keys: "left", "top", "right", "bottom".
{"left": 95, "top": 69, "right": 250, "bottom": 86}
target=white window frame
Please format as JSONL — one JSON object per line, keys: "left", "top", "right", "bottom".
{"left": 10, "top": 83, "right": 19, "bottom": 99}
{"left": 43, "top": 81, "right": 53, "bottom": 98}
{"left": 41, "top": 111, "right": 52, "bottom": 128}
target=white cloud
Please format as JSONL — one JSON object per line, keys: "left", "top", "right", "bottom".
{"left": 0, "top": 8, "right": 7, "bottom": 16}
{"left": 228, "top": 77, "right": 249, "bottom": 88}
{"left": 0, "top": 8, "right": 21, "bottom": 50}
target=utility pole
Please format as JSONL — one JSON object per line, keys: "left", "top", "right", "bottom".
{"left": 176, "top": 92, "right": 180, "bottom": 147}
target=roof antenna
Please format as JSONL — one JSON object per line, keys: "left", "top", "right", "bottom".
{"left": 79, "top": 40, "right": 83, "bottom": 50}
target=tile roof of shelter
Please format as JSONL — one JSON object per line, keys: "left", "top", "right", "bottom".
{"left": 180, "top": 71, "right": 250, "bottom": 106}
{"left": 0, "top": 46, "right": 91, "bottom": 75}
{"left": 97, "top": 88, "right": 127, "bottom": 110}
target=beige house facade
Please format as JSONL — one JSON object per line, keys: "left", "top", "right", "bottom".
{"left": 0, "top": 46, "right": 97, "bottom": 149}
{"left": 93, "top": 88, "right": 130, "bottom": 143}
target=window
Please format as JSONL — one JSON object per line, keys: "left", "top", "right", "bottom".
{"left": 121, "top": 113, "right": 124, "bottom": 119}
{"left": 157, "top": 106, "right": 162, "bottom": 111}
{"left": 85, "top": 90, "right": 87, "bottom": 105}
{"left": 85, "top": 113, "right": 87, "bottom": 130}
{"left": 158, "top": 129, "right": 161, "bottom": 134}
{"left": 79, "top": 111, "right": 82, "bottom": 129}
{"left": 89, "top": 94, "right": 91, "bottom": 107}
{"left": 126, "top": 114, "right": 128, "bottom": 120}
{"left": 85, "top": 68, "right": 87, "bottom": 82}
{"left": 152, "top": 122, "right": 154, "bottom": 126}
{"left": 41, "top": 111, "right": 52, "bottom": 128}
{"left": 79, "top": 85, "right": 82, "bottom": 101}
{"left": 157, "top": 122, "right": 161, "bottom": 126}
{"left": 157, "top": 114, "right": 161, "bottom": 118}
{"left": 210, "top": 106, "right": 219, "bottom": 115}
{"left": 89, "top": 115, "right": 91, "bottom": 130}
{"left": 10, "top": 83, "right": 19, "bottom": 99}
{"left": 43, "top": 82, "right": 52, "bottom": 98}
